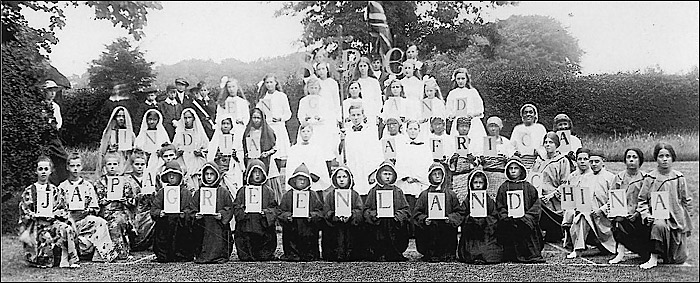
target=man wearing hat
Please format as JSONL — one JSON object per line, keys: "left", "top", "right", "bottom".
{"left": 174, "top": 78, "right": 190, "bottom": 104}
{"left": 41, "top": 80, "right": 69, "bottom": 185}
{"left": 134, "top": 86, "right": 159, "bottom": 131}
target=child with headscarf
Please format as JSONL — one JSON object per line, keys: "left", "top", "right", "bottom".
{"left": 192, "top": 162, "right": 235, "bottom": 263}
{"left": 413, "top": 162, "right": 465, "bottom": 262}
{"left": 510, "top": 104, "right": 547, "bottom": 170}
{"left": 173, "top": 108, "right": 209, "bottom": 194}
{"left": 553, "top": 113, "right": 582, "bottom": 168}
{"left": 496, "top": 156, "right": 545, "bottom": 263}
{"left": 364, "top": 161, "right": 411, "bottom": 262}
{"left": 134, "top": 109, "right": 171, "bottom": 172}
{"left": 232, "top": 159, "right": 279, "bottom": 261}
{"left": 321, "top": 166, "right": 366, "bottom": 261}
{"left": 97, "top": 106, "right": 136, "bottom": 176}
{"left": 458, "top": 170, "right": 503, "bottom": 264}
{"left": 277, "top": 163, "right": 324, "bottom": 261}
{"left": 243, "top": 108, "right": 284, "bottom": 204}
{"left": 532, "top": 132, "right": 571, "bottom": 243}
{"left": 150, "top": 161, "right": 196, "bottom": 263}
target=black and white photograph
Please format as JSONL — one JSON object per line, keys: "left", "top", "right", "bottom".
{"left": 1, "top": 1, "right": 698, "bottom": 281}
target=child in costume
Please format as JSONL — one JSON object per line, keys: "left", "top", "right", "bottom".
{"left": 94, "top": 152, "right": 135, "bottom": 260}
{"left": 192, "top": 162, "right": 235, "bottom": 263}
{"left": 278, "top": 163, "right": 324, "bottom": 261}
{"left": 321, "top": 166, "right": 366, "bottom": 261}
{"left": 458, "top": 170, "right": 503, "bottom": 264}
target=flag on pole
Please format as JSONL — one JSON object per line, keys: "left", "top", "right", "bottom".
{"left": 368, "top": 1, "right": 392, "bottom": 55}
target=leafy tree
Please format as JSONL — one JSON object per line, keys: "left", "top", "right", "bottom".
{"left": 88, "top": 37, "right": 156, "bottom": 92}
{"left": 275, "top": 1, "right": 515, "bottom": 56}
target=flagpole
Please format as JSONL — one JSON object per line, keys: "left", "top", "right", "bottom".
{"left": 337, "top": 24, "right": 347, "bottom": 166}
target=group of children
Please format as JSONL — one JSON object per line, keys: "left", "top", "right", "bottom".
{"left": 19, "top": 61, "right": 692, "bottom": 269}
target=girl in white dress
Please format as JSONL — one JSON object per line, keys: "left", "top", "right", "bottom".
{"left": 446, "top": 68, "right": 487, "bottom": 155}
{"left": 255, "top": 74, "right": 292, "bottom": 169}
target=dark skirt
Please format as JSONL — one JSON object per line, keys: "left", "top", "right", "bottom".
{"left": 193, "top": 217, "right": 231, "bottom": 263}
{"left": 280, "top": 220, "right": 320, "bottom": 261}
{"left": 368, "top": 218, "right": 409, "bottom": 261}
{"left": 540, "top": 205, "right": 565, "bottom": 243}
{"left": 415, "top": 221, "right": 458, "bottom": 262}
{"left": 321, "top": 222, "right": 365, "bottom": 261}
{"left": 497, "top": 217, "right": 545, "bottom": 263}
{"left": 611, "top": 215, "right": 650, "bottom": 261}
{"left": 649, "top": 219, "right": 688, "bottom": 264}
{"left": 152, "top": 215, "right": 194, "bottom": 262}
{"left": 458, "top": 217, "right": 503, "bottom": 264}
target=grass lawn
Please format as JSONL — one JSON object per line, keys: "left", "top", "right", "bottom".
{"left": 2, "top": 162, "right": 698, "bottom": 282}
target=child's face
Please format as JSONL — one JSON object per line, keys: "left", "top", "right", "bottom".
{"left": 543, "top": 137, "right": 557, "bottom": 153}
{"left": 656, "top": 148, "right": 673, "bottom": 169}
{"left": 425, "top": 87, "right": 436, "bottom": 98}
{"left": 407, "top": 123, "right": 420, "bottom": 139}
{"left": 507, "top": 163, "right": 521, "bottom": 180}
{"left": 315, "top": 65, "right": 328, "bottom": 79}
{"left": 146, "top": 113, "right": 159, "bottom": 130}
{"left": 251, "top": 111, "right": 263, "bottom": 129}
{"left": 380, "top": 169, "right": 394, "bottom": 184}
{"left": 589, "top": 156, "right": 604, "bottom": 173}
{"left": 556, "top": 121, "right": 571, "bottom": 131}
{"left": 37, "top": 161, "right": 52, "bottom": 182}
{"left": 307, "top": 83, "right": 320, "bottom": 96}
{"left": 162, "top": 149, "right": 177, "bottom": 163}
{"left": 457, "top": 123, "right": 470, "bottom": 136}
{"left": 387, "top": 120, "right": 399, "bottom": 135}
{"left": 358, "top": 62, "right": 370, "bottom": 76}
{"left": 251, "top": 168, "right": 264, "bottom": 183}
{"left": 471, "top": 176, "right": 485, "bottom": 190}
{"left": 390, "top": 81, "right": 402, "bottom": 96}
{"left": 167, "top": 90, "right": 177, "bottom": 99}
{"left": 264, "top": 77, "right": 277, "bottom": 92}
{"left": 487, "top": 124, "right": 500, "bottom": 136}
{"left": 348, "top": 83, "right": 361, "bottom": 98}
{"left": 371, "top": 60, "right": 382, "bottom": 71}
{"left": 402, "top": 63, "right": 414, "bottom": 77}
{"left": 132, "top": 157, "right": 146, "bottom": 175}
{"left": 576, "top": 153, "right": 590, "bottom": 172}
{"left": 105, "top": 157, "right": 120, "bottom": 175}
{"left": 221, "top": 118, "right": 233, "bottom": 134}
{"left": 226, "top": 81, "right": 239, "bottom": 96}
{"left": 147, "top": 93, "right": 157, "bottom": 102}
{"left": 165, "top": 172, "right": 182, "bottom": 185}
{"left": 455, "top": 73, "right": 467, "bottom": 87}
{"left": 335, "top": 170, "right": 350, "bottom": 188}
{"left": 203, "top": 167, "right": 217, "bottom": 184}
{"left": 350, "top": 108, "right": 364, "bottom": 125}
{"left": 521, "top": 106, "right": 536, "bottom": 125}
{"left": 67, "top": 159, "right": 82, "bottom": 175}
{"left": 294, "top": 176, "right": 309, "bottom": 189}
{"left": 115, "top": 109, "right": 126, "bottom": 127}
{"left": 625, "top": 150, "right": 640, "bottom": 170}
{"left": 217, "top": 155, "right": 231, "bottom": 171}
{"left": 183, "top": 111, "right": 195, "bottom": 129}
{"left": 431, "top": 120, "right": 445, "bottom": 135}
{"left": 300, "top": 127, "right": 313, "bottom": 142}
{"left": 429, "top": 169, "right": 444, "bottom": 184}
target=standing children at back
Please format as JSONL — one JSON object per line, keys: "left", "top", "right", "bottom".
{"left": 458, "top": 170, "right": 503, "bottom": 264}
{"left": 364, "top": 161, "right": 411, "bottom": 261}
{"left": 59, "top": 153, "right": 118, "bottom": 262}
{"left": 445, "top": 68, "right": 487, "bottom": 148}
{"left": 159, "top": 85, "right": 183, "bottom": 141}
{"left": 278, "top": 163, "right": 324, "bottom": 261}
{"left": 192, "top": 162, "right": 235, "bottom": 263}
{"left": 232, "top": 159, "right": 279, "bottom": 261}
{"left": 496, "top": 156, "right": 545, "bottom": 263}
{"left": 95, "top": 151, "right": 135, "bottom": 260}
{"left": 322, "top": 166, "right": 365, "bottom": 261}
{"left": 637, "top": 143, "right": 693, "bottom": 269}
{"left": 380, "top": 79, "right": 407, "bottom": 125}
{"left": 216, "top": 77, "right": 250, "bottom": 143}
{"left": 125, "top": 150, "right": 157, "bottom": 252}
{"left": 150, "top": 161, "right": 196, "bottom": 263}
{"left": 19, "top": 156, "right": 80, "bottom": 268}
{"left": 413, "top": 162, "right": 464, "bottom": 262}
{"left": 256, "top": 74, "right": 292, "bottom": 170}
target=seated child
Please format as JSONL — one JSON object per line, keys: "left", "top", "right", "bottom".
{"left": 94, "top": 152, "right": 135, "bottom": 260}
{"left": 150, "top": 161, "right": 196, "bottom": 263}
{"left": 495, "top": 156, "right": 545, "bottom": 263}
{"left": 458, "top": 170, "right": 503, "bottom": 264}
{"left": 321, "top": 166, "right": 366, "bottom": 262}
{"left": 125, "top": 149, "right": 157, "bottom": 252}
{"left": 232, "top": 159, "right": 279, "bottom": 261}
{"left": 192, "top": 162, "right": 235, "bottom": 264}
{"left": 363, "top": 161, "right": 411, "bottom": 262}
{"left": 413, "top": 162, "right": 464, "bottom": 262}
{"left": 58, "top": 153, "right": 118, "bottom": 262}
{"left": 18, "top": 155, "right": 80, "bottom": 268}
{"left": 277, "top": 163, "right": 324, "bottom": 261}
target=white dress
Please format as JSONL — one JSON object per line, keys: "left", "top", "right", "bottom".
{"left": 446, "top": 87, "right": 488, "bottom": 155}
{"left": 297, "top": 94, "right": 339, "bottom": 161}
{"left": 319, "top": 77, "right": 342, "bottom": 123}
{"left": 285, "top": 141, "right": 331, "bottom": 192}
{"left": 357, "top": 77, "right": 383, "bottom": 125}
{"left": 256, "top": 90, "right": 292, "bottom": 159}
{"left": 343, "top": 122, "right": 383, "bottom": 196}
{"left": 394, "top": 136, "right": 433, "bottom": 197}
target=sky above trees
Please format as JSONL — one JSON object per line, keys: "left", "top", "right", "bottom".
{"left": 22, "top": 1, "right": 699, "bottom": 76}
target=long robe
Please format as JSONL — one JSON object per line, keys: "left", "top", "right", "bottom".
{"left": 363, "top": 164, "right": 411, "bottom": 262}
{"left": 18, "top": 183, "right": 79, "bottom": 268}
{"left": 458, "top": 171, "right": 504, "bottom": 264}
{"left": 495, "top": 162, "right": 545, "bottom": 263}
{"left": 95, "top": 175, "right": 135, "bottom": 259}
{"left": 445, "top": 87, "right": 487, "bottom": 152}
{"left": 277, "top": 188, "right": 324, "bottom": 261}
{"left": 413, "top": 185, "right": 464, "bottom": 262}
{"left": 255, "top": 90, "right": 292, "bottom": 159}
{"left": 173, "top": 108, "right": 209, "bottom": 190}
{"left": 611, "top": 170, "right": 651, "bottom": 261}
{"left": 192, "top": 185, "right": 235, "bottom": 263}
{"left": 58, "top": 177, "right": 118, "bottom": 261}
{"left": 150, "top": 184, "right": 196, "bottom": 262}
{"left": 638, "top": 168, "right": 693, "bottom": 264}
{"left": 343, "top": 122, "right": 384, "bottom": 196}
{"left": 532, "top": 153, "right": 571, "bottom": 243}
{"left": 322, "top": 186, "right": 365, "bottom": 261}
{"left": 97, "top": 106, "right": 136, "bottom": 175}
{"left": 134, "top": 108, "right": 171, "bottom": 171}
{"left": 124, "top": 173, "right": 155, "bottom": 252}
{"left": 568, "top": 169, "right": 616, "bottom": 254}
{"left": 298, "top": 94, "right": 339, "bottom": 161}
{"left": 233, "top": 184, "right": 279, "bottom": 261}
{"left": 356, "top": 77, "right": 383, "bottom": 126}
